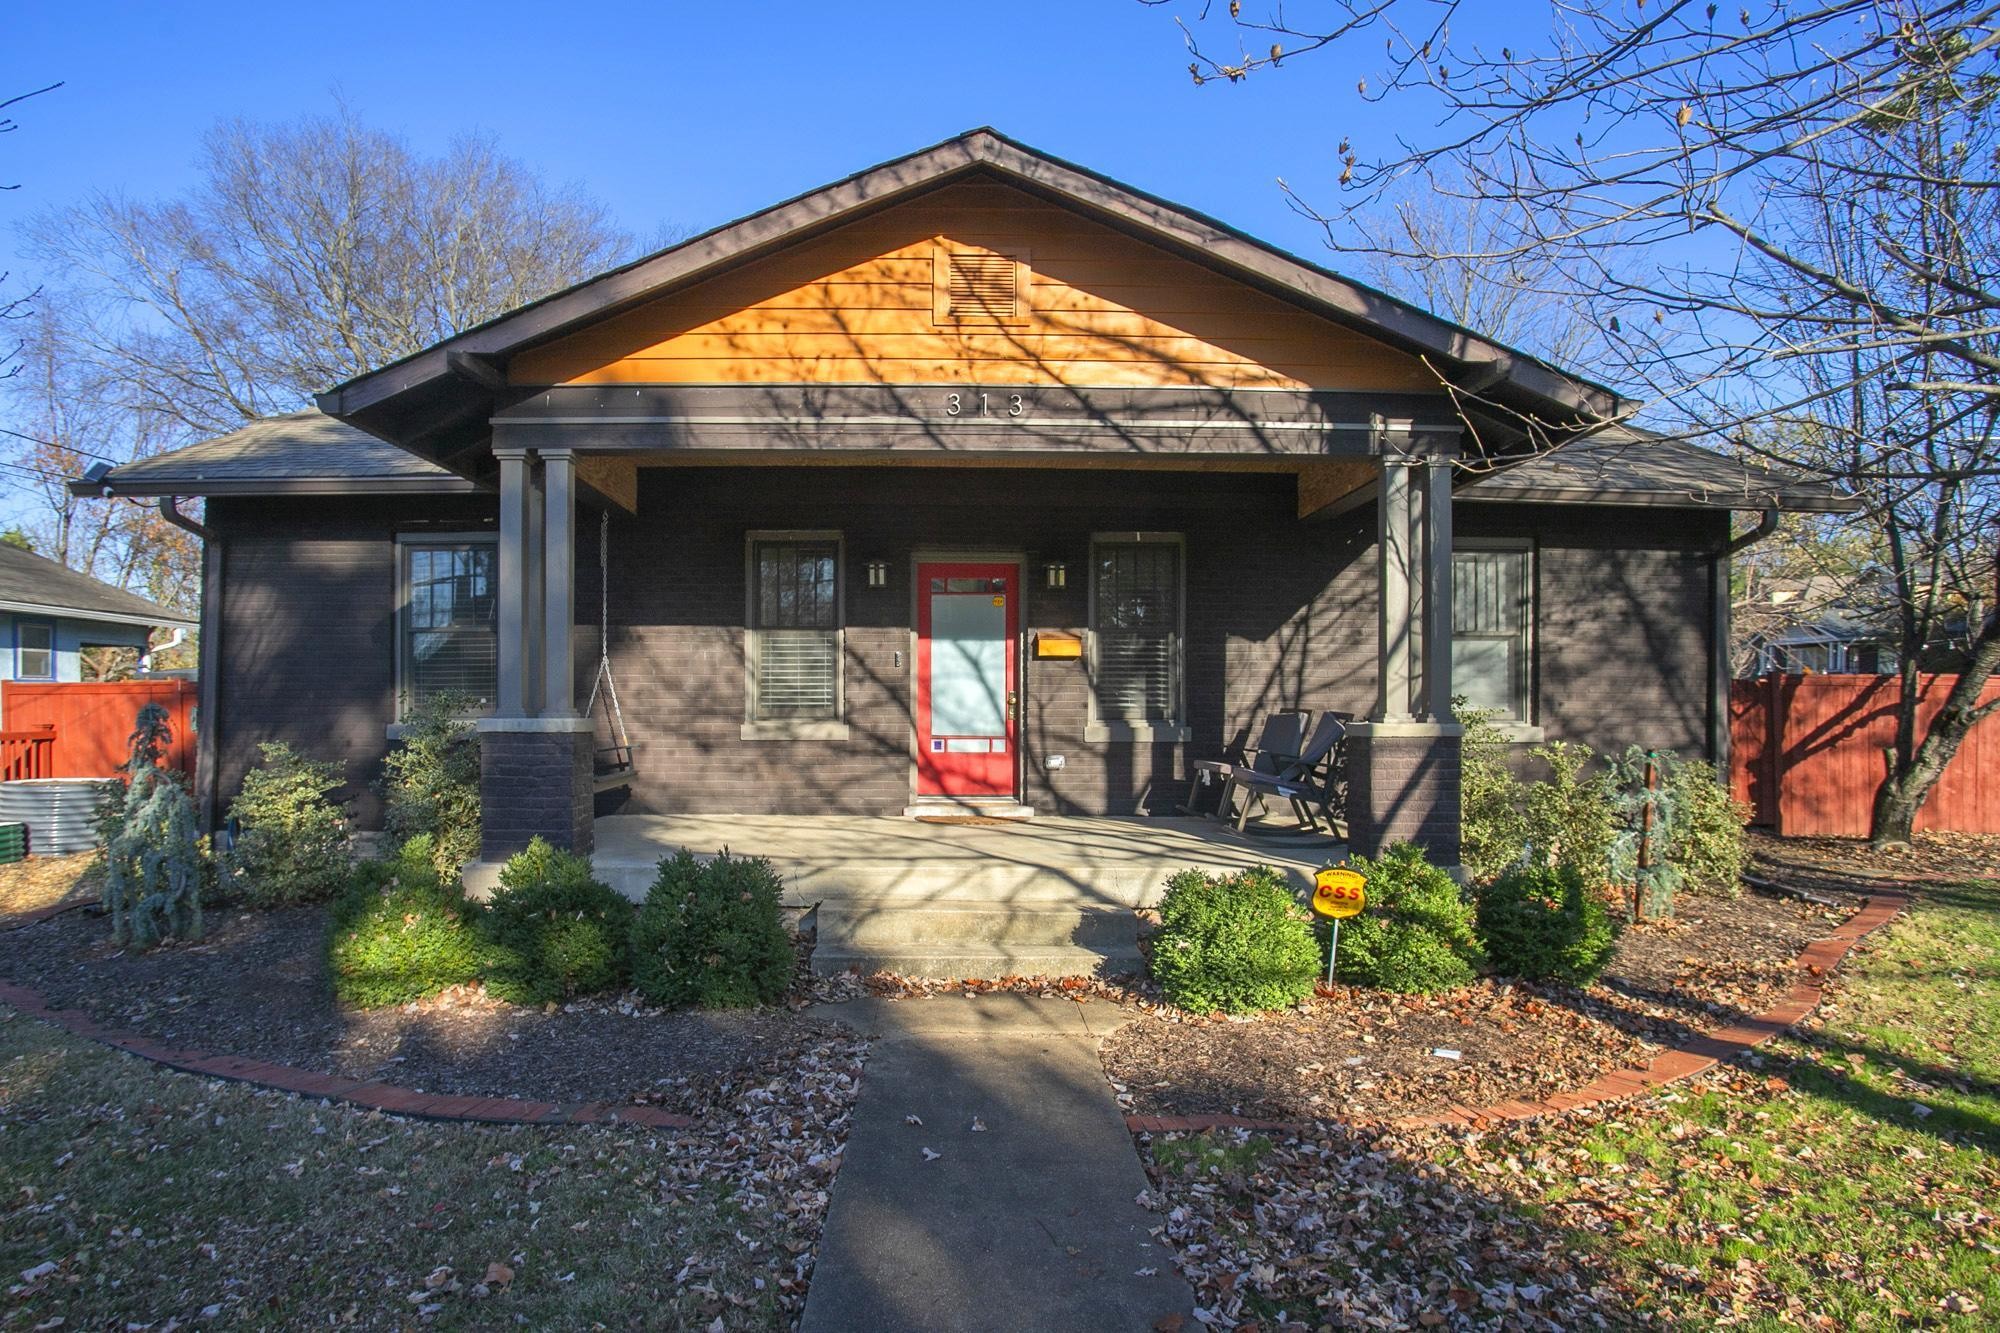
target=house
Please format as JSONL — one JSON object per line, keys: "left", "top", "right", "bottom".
{"left": 77, "top": 130, "right": 1849, "bottom": 872}
{"left": 0, "top": 543, "right": 196, "bottom": 715}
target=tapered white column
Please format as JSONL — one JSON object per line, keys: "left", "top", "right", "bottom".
{"left": 540, "top": 447, "right": 577, "bottom": 716}
{"left": 493, "top": 446, "right": 531, "bottom": 717}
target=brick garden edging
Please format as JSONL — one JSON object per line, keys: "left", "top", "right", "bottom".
{"left": 1125, "top": 890, "right": 1912, "bottom": 1138}
{"left": 0, "top": 978, "right": 694, "bottom": 1130}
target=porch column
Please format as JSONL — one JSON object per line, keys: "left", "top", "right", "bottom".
{"left": 1420, "top": 448, "right": 1455, "bottom": 722}
{"left": 540, "top": 447, "right": 577, "bottom": 716}
{"left": 493, "top": 447, "right": 532, "bottom": 717}
{"left": 473, "top": 445, "right": 596, "bottom": 867}
{"left": 1345, "top": 426, "right": 1464, "bottom": 867}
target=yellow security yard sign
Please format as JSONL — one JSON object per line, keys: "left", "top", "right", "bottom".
{"left": 1311, "top": 866, "right": 1368, "bottom": 992}
{"left": 1312, "top": 867, "right": 1367, "bottom": 920}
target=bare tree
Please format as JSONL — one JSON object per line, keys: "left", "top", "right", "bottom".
{"left": 3, "top": 308, "right": 201, "bottom": 611}
{"left": 1160, "top": 0, "right": 2000, "bottom": 845}
{"left": 20, "top": 103, "right": 633, "bottom": 436}
{"left": 0, "top": 82, "right": 63, "bottom": 380}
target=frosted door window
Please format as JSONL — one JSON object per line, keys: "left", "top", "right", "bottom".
{"left": 930, "top": 594, "right": 1007, "bottom": 737}
{"left": 1451, "top": 548, "right": 1530, "bottom": 720}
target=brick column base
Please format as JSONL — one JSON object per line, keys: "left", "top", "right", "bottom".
{"left": 1344, "top": 722, "right": 1463, "bottom": 866}
{"left": 475, "top": 720, "right": 595, "bottom": 861}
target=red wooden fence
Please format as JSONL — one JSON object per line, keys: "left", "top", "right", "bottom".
{"left": 1730, "top": 672, "right": 2000, "bottom": 836}
{"left": 0, "top": 727, "right": 55, "bottom": 782}
{"left": 0, "top": 681, "right": 197, "bottom": 779}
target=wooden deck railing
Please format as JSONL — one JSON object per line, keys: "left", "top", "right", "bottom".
{"left": 0, "top": 727, "right": 56, "bottom": 783}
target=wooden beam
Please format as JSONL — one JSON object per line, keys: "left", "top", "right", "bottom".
{"left": 575, "top": 455, "right": 639, "bottom": 513}
{"left": 1296, "top": 460, "right": 1376, "bottom": 519}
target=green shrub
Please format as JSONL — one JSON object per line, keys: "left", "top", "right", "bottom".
{"left": 478, "top": 837, "right": 633, "bottom": 1004}
{"left": 380, "top": 692, "right": 481, "bottom": 880}
{"left": 1476, "top": 863, "right": 1620, "bottom": 985}
{"left": 1666, "top": 759, "right": 1749, "bottom": 897}
{"left": 1148, "top": 865, "right": 1322, "bottom": 1014}
{"left": 1456, "top": 699, "right": 1528, "bottom": 883}
{"left": 1522, "top": 741, "right": 1618, "bottom": 882}
{"left": 630, "top": 849, "right": 795, "bottom": 1009}
{"left": 225, "top": 741, "right": 351, "bottom": 907}
{"left": 328, "top": 837, "right": 484, "bottom": 1007}
{"left": 1335, "top": 843, "right": 1485, "bottom": 993}
{"left": 101, "top": 703, "right": 204, "bottom": 948}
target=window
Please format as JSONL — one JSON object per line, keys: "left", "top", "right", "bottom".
{"left": 14, "top": 620, "right": 53, "bottom": 681}
{"left": 1452, "top": 546, "right": 1532, "bottom": 721}
{"left": 400, "top": 540, "right": 497, "bottom": 710}
{"left": 1089, "top": 537, "right": 1183, "bottom": 728}
{"left": 748, "top": 536, "right": 842, "bottom": 722}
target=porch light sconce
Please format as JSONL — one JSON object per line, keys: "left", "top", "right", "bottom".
{"left": 866, "top": 560, "right": 889, "bottom": 588}
{"left": 1044, "top": 562, "right": 1067, "bottom": 590}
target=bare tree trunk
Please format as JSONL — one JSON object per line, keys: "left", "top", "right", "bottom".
{"left": 1870, "top": 615, "right": 2000, "bottom": 846}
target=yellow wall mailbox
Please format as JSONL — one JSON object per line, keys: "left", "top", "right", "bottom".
{"left": 1033, "top": 631, "right": 1084, "bottom": 660}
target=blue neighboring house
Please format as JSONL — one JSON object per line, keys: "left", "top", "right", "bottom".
{"left": 0, "top": 543, "right": 197, "bottom": 715}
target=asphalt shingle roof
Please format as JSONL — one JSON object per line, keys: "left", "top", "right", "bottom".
{"left": 0, "top": 544, "right": 195, "bottom": 628}
{"left": 92, "top": 411, "right": 466, "bottom": 493}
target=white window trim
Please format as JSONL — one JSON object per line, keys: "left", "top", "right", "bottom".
{"left": 392, "top": 531, "right": 499, "bottom": 729}
{"left": 1084, "top": 532, "right": 1190, "bottom": 743}
{"left": 743, "top": 529, "right": 849, "bottom": 742}
{"left": 1453, "top": 537, "right": 1537, "bottom": 732}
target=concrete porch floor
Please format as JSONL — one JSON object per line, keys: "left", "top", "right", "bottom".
{"left": 590, "top": 813, "right": 1337, "bottom": 906}
{"left": 588, "top": 814, "right": 1342, "bottom": 977}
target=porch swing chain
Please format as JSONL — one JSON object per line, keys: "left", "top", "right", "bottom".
{"left": 585, "top": 510, "right": 632, "bottom": 763}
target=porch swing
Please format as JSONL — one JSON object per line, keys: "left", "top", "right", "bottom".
{"left": 587, "top": 511, "right": 637, "bottom": 792}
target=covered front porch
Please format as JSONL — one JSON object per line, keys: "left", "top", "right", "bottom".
{"left": 585, "top": 812, "right": 1336, "bottom": 976}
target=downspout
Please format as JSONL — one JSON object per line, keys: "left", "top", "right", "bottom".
{"left": 1711, "top": 508, "right": 1781, "bottom": 770}
{"left": 158, "top": 498, "right": 223, "bottom": 832}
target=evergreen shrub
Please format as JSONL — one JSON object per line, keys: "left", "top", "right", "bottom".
{"left": 328, "top": 836, "right": 484, "bottom": 1007}
{"left": 1335, "top": 843, "right": 1484, "bottom": 993}
{"left": 1476, "top": 862, "right": 1620, "bottom": 985}
{"left": 380, "top": 692, "right": 481, "bottom": 879}
{"left": 101, "top": 704, "right": 204, "bottom": 948}
{"left": 478, "top": 837, "right": 632, "bottom": 1004}
{"left": 226, "top": 741, "right": 350, "bottom": 907}
{"left": 630, "top": 849, "right": 795, "bottom": 1009}
{"left": 1148, "top": 865, "right": 1322, "bottom": 1014}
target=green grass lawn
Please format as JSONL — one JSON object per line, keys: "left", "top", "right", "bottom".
{"left": 0, "top": 1010, "right": 820, "bottom": 1330}
{"left": 1147, "top": 877, "right": 2000, "bottom": 1328}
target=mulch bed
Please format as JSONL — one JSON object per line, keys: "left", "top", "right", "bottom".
{"left": 0, "top": 853, "right": 102, "bottom": 921}
{"left": 0, "top": 903, "right": 848, "bottom": 1114}
{"left": 1101, "top": 875, "right": 1869, "bottom": 1123}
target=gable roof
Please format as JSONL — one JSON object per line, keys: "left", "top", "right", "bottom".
{"left": 316, "top": 128, "right": 1633, "bottom": 464}
{"left": 0, "top": 544, "right": 196, "bottom": 630}
{"left": 79, "top": 408, "right": 1846, "bottom": 514}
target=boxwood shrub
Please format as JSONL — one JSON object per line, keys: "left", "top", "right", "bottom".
{"left": 226, "top": 741, "right": 351, "bottom": 908}
{"left": 478, "top": 837, "right": 634, "bottom": 1005}
{"left": 1148, "top": 865, "right": 1322, "bottom": 1015}
{"left": 630, "top": 849, "right": 795, "bottom": 1009}
{"left": 1335, "top": 843, "right": 1484, "bottom": 994}
{"left": 327, "top": 836, "right": 484, "bottom": 1008}
{"left": 1476, "top": 862, "right": 1620, "bottom": 985}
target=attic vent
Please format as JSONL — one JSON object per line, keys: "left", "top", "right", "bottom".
{"left": 933, "top": 243, "right": 1030, "bottom": 326}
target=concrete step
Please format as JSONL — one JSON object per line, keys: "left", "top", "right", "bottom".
{"left": 811, "top": 899, "right": 1143, "bottom": 979}
{"left": 811, "top": 944, "right": 1144, "bottom": 981}
{"left": 816, "top": 899, "right": 1136, "bottom": 950}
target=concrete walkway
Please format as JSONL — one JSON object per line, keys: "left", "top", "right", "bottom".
{"left": 801, "top": 997, "right": 1194, "bottom": 1333}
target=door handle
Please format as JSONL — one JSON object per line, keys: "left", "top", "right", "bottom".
{"left": 1006, "top": 691, "right": 1018, "bottom": 721}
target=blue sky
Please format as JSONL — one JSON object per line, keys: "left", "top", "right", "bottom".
{"left": 5, "top": 1, "right": 1393, "bottom": 289}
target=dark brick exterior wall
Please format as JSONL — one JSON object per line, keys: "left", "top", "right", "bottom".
{"left": 204, "top": 476, "right": 1726, "bottom": 826}
{"left": 206, "top": 495, "right": 498, "bottom": 826}
{"left": 1345, "top": 730, "right": 1464, "bottom": 864}
{"left": 479, "top": 729, "right": 594, "bottom": 857}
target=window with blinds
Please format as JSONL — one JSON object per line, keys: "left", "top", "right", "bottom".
{"left": 1090, "top": 540, "right": 1182, "bottom": 724}
{"left": 402, "top": 542, "right": 497, "bottom": 709}
{"left": 1452, "top": 547, "right": 1531, "bottom": 721}
{"left": 750, "top": 539, "right": 841, "bottom": 720}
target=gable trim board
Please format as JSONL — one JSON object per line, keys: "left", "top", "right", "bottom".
{"left": 318, "top": 129, "right": 1630, "bottom": 467}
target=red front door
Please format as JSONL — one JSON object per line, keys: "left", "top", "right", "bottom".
{"left": 915, "top": 561, "right": 1018, "bottom": 798}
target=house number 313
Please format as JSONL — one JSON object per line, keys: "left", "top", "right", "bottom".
{"left": 944, "top": 392, "right": 1026, "bottom": 418}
